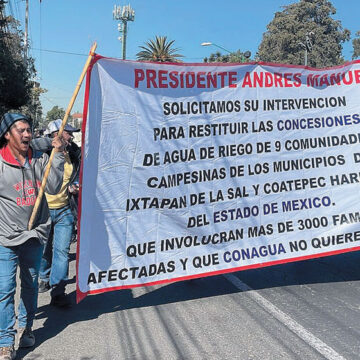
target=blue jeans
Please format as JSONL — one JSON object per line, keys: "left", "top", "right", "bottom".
{"left": 39, "top": 206, "right": 74, "bottom": 296}
{"left": 0, "top": 238, "right": 43, "bottom": 347}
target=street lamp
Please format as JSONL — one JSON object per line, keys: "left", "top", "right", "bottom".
{"left": 201, "top": 42, "right": 232, "bottom": 54}
{"left": 299, "top": 31, "right": 314, "bottom": 66}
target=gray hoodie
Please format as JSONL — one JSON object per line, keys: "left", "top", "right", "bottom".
{"left": 0, "top": 144, "right": 64, "bottom": 246}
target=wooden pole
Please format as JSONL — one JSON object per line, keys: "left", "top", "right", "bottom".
{"left": 28, "top": 42, "right": 97, "bottom": 230}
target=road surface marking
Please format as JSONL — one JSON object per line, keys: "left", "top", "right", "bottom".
{"left": 224, "top": 273, "right": 346, "bottom": 360}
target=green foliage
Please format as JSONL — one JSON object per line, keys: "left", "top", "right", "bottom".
{"left": 21, "top": 83, "right": 47, "bottom": 130}
{"left": 352, "top": 31, "right": 360, "bottom": 59}
{"left": 136, "top": 36, "right": 183, "bottom": 62}
{"left": 204, "top": 50, "right": 252, "bottom": 63}
{"left": 46, "top": 106, "right": 66, "bottom": 123}
{"left": 0, "top": 2, "right": 34, "bottom": 116}
{"left": 257, "top": 0, "right": 350, "bottom": 67}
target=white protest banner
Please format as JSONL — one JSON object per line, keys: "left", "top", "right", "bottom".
{"left": 77, "top": 56, "right": 360, "bottom": 301}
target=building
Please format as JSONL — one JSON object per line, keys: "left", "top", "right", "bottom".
{"left": 71, "top": 112, "right": 83, "bottom": 129}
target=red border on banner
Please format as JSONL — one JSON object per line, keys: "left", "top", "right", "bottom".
{"left": 76, "top": 56, "right": 360, "bottom": 303}
{"left": 76, "top": 53, "right": 104, "bottom": 303}
{"left": 83, "top": 245, "right": 360, "bottom": 298}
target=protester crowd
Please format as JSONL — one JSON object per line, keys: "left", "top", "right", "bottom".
{"left": 0, "top": 113, "right": 81, "bottom": 360}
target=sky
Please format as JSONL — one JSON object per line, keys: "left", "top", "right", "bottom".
{"left": 6, "top": 0, "right": 360, "bottom": 117}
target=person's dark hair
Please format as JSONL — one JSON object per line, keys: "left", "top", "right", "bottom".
{"left": 0, "top": 136, "right": 6, "bottom": 149}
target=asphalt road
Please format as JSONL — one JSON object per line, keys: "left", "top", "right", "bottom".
{"left": 16, "top": 244, "right": 360, "bottom": 360}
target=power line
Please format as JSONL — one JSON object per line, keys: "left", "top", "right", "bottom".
{"left": 13, "top": 0, "right": 22, "bottom": 32}
{"left": 6, "top": 0, "right": 14, "bottom": 19}
{"left": 30, "top": 47, "right": 88, "bottom": 56}
{"left": 31, "top": 47, "right": 205, "bottom": 61}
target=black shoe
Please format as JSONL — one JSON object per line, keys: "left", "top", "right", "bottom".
{"left": 50, "top": 293, "right": 72, "bottom": 308}
{"left": 38, "top": 281, "right": 50, "bottom": 293}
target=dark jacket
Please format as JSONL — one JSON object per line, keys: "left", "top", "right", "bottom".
{"left": 66, "top": 141, "right": 81, "bottom": 219}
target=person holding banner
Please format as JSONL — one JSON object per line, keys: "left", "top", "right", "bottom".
{"left": 38, "top": 119, "right": 81, "bottom": 308}
{"left": 0, "top": 113, "right": 65, "bottom": 360}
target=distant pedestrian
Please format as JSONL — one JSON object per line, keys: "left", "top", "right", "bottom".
{"left": 0, "top": 113, "right": 65, "bottom": 360}
{"left": 38, "top": 119, "right": 81, "bottom": 308}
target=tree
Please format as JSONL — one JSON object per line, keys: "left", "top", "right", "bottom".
{"left": 0, "top": 1, "right": 34, "bottom": 116}
{"left": 46, "top": 106, "right": 66, "bottom": 123}
{"left": 204, "top": 50, "right": 252, "bottom": 63}
{"left": 136, "top": 36, "right": 183, "bottom": 62}
{"left": 257, "top": 0, "right": 350, "bottom": 67}
{"left": 352, "top": 31, "right": 360, "bottom": 59}
{"left": 20, "top": 81, "right": 48, "bottom": 130}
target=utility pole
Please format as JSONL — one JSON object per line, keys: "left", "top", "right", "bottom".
{"left": 113, "top": 4, "right": 135, "bottom": 60}
{"left": 24, "top": 0, "right": 29, "bottom": 62}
